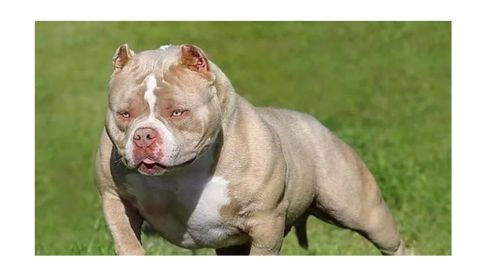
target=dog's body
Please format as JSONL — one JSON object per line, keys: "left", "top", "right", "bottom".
{"left": 96, "top": 44, "right": 406, "bottom": 255}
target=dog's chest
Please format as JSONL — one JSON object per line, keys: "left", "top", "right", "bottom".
{"left": 124, "top": 170, "right": 243, "bottom": 248}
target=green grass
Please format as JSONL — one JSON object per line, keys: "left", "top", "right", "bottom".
{"left": 35, "top": 21, "right": 451, "bottom": 255}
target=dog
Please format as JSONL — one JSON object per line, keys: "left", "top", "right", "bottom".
{"left": 95, "top": 43, "right": 407, "bottom": 255}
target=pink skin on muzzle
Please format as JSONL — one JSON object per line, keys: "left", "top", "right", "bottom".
{"left": 131, "top": 127, "right": 166, "bottom": 175}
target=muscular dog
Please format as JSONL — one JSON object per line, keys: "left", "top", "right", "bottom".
{"left": 95, "top": 44, "right": 406, "bottom": 255}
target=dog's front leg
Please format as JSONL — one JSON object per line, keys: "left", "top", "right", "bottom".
{"left": 102, "top": 196, "right": 145, "bottom": 255}
{"left": 247, "top": 212, "right": 285, "bottom": 255}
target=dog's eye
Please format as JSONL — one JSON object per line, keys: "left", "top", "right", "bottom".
{"left": 118, "top": 111, "right": 130, "bottom": 118}
{"left": 171, "top": 110, "right": 186, "bottom": 117}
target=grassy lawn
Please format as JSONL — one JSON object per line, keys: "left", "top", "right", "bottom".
{"left": 35, "top": 21, "right": 451, "bottom": 255}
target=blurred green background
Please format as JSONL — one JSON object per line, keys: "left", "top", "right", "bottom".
{"left": 35, "top": 22, "right": 451, "bottom": 255}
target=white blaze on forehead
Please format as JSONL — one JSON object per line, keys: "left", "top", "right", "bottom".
{"left": 144, "top": 73, "right": 157, "bottom": 116}
{"left": 159, "top": 44, "right": 172, "bottom": 50}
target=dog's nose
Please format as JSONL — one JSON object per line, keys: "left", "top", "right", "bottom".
{"left": 133, "top": 127, "right": 158, "bottom": 148}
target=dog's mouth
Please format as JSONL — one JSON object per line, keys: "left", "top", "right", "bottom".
{"left": 136, "top": 157, "right": 197, "bottom": 175}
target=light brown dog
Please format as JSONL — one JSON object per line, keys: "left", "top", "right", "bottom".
{"left": 95, "top": 44, "right": 407, "bottom": 255}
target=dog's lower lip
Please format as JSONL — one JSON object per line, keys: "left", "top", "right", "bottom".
{"left": 136, "top": 156, "right": 197, "bottom": 171}
{"left": 140, "top": 160, "right": 166, "bottom": 169}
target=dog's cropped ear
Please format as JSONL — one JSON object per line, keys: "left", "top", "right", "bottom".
{"left": 113, "top": 44, "right": 135, "bottom": 73}
{"left": 179, "top": 44, "right": 213, "bottom": 80}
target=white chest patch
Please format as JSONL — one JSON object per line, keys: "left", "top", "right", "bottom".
{"left": 185, "top": 176, "right": 230, "bottom": 232}
{"left": 124, "top": 170, "right": 244, "bottom": 248}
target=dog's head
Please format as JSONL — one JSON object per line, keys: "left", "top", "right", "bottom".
{"left": 105, "top": 44, "right": 222, "bottom": 175}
